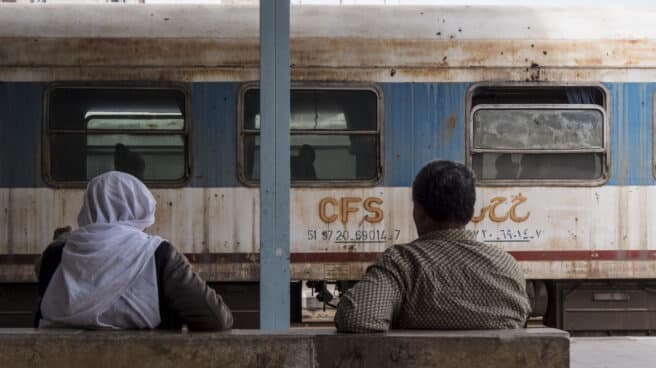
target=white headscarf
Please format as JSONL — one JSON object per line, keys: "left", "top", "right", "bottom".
{"left": 41, "top": 171, "right": 163, "bottom": 329}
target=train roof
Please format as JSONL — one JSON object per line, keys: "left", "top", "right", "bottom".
{"left": 1, "top": 4, "right": 656, "bottom": 40}
{"left": 2, "top": 4, "right": 656, "bottom": 83}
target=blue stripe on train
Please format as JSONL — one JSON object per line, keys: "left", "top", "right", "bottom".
{"left": 381, "top": 83, "right": 469, "bottom": 186}
{"left": 1, "top": 82, "right": 655, "bottom": 187}
{"left": 605, "top": 83, "right": 656, "bottom": 186}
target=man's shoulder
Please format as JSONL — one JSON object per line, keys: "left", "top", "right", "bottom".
{"left": 467, "top": 239, "right": 517, "bottom": 258}
{"left": 381, "top": 242, "right": 415, "bottom": 258}
{"left": 460, "top": 239, "right": 524, "bottom": 274}
{"left": 379, "top": 236, "right": 517, "bottom": 266}
{"left": 378, "top": 240, "right": 435, "bottom": 269}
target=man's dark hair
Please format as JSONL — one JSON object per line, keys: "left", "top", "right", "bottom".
{"left": 412, "top": 160, "right": 476, "bottom": 225}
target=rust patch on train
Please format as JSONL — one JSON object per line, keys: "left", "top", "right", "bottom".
{"left": 3, "top": 38, "right": 656, "bottom": 69}
{"left": 2, "top": 65, "right": 655, "bottom": 83}
{"left": 0, "top": 37, "right": 260, "bottom": 67}
{"left": 526, "top": 62, "right": 542, "bottom": 82}
{"left": 443, "top": 113, "right": 457, "bottom": 140}
{"left": 290, "top": 38, "right": 656, "bottom": 68}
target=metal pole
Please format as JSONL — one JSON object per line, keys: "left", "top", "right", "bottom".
{"left": 259, "top": 0, "right": 290, "bottom": 331}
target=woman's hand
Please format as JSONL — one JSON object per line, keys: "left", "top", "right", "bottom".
{"left": 52, "top": 226, "right": 72, "bottom": 241}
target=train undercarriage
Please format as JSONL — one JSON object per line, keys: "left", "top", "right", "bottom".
{"left": 3, "top": 279, "right": 656, "bottom": 334}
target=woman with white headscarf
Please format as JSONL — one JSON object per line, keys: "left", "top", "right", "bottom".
{"left": 35, "top": 171, "right": 233, "bottom": 331}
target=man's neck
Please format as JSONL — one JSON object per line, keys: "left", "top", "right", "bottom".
{"left": 417, "top": 223, "right": 465, "bottom": 237}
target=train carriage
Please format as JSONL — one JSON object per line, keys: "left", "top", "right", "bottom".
{"left": 2, "top": 4, "right": 656, "bottom": 331}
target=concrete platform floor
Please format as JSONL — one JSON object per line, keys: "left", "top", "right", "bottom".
{"left": 571, "top": 337, "right": 656, "bottom": 368}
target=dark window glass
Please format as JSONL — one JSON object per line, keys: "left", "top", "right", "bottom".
{"left": 241, "top": 88, "right": 380, "bottom": 183}
{"left": 46, "top": 88, "right": 188, "bottom": 184}
{"left": 472, "top": 153, "right": 603, "bottom": 180}
{"left": 471, "top": 86, "right": 605, "bottom": 106}
{"left": 244, "top": 135, "right": 378, "bottom": 181}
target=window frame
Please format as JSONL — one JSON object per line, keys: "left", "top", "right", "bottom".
{"left": 236, "top": 82, "right": 384, "bottom": 187}
{"left": 465, "top": 82, "right": 611, "bottom": 187}
{"left": 42, "top": 83, "right": 192, "bottom": 188}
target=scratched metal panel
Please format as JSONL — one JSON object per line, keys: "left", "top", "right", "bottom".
{"left": 435, "top": 83, "right": 469, "bottom": 165}
{"left": 519, "top": 261, "right": 656, "bottom": 280}
{"left": 145, "top": 188, "right": 260, "bottom": 254}
{"left": 0, "top": 188, "right": 259, "bottom": 256}
{"left": 606, "top": 83, "right": 656, "bottom": 186}
{"left": 381, "top": 84, "right": 414, "bottom": 186}
{"left": 0, "top": 189, "right": 80, "bottom": 255}
{"left": 0, "top": 186, "right": 652, "bottom": 254}
{"left": 0, "top": 83, "right": 44, "bottom": 187}
{"left": 411, "top": 84, "right": 441, "bottom": 171}
{"left": 381, "top": 83, "right": 468, "bottom": 187}
{"left": 4, "top": 186, "right": 656, "bottom": 280}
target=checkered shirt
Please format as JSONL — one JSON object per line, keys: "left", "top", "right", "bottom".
{"left": 334, "top": 229, "right": 531, "bottom": 332}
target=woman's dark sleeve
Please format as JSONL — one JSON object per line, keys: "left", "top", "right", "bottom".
{"left": 155, "top": 242, "right": 233, "bottom": 331}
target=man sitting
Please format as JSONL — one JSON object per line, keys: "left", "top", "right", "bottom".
{"left": 334, "top": 160, "right": 530, "bottom": 332}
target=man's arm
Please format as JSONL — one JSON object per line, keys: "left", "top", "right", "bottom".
{"left": 334, "top": 250, "right": 405, "bottom": 333}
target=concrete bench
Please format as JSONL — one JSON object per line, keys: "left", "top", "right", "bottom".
{"left": 0, "top": 328, "right": 568, "bottom": 368}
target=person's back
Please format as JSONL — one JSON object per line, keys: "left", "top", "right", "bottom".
{"left": 35, "top": 171, "right": 233, "bottom": 331}
{"left": 334, "top": 160, "right": 530, "bottom": 333}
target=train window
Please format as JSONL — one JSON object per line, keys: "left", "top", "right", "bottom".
{"left": 45, "top": 87, "right": 189, "bottom": 186}
{"left": 239, "top": 86, "right": 382, "bottom": 185}
{"left": 468, "top": 85, "right": 608, "bottom": 184}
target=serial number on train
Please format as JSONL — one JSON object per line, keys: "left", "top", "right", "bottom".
{"left": 306, "top": 229, "right": 401, "bottom": 243}
{"left": 473, "top": 228, "right": 545, "bottom": 243}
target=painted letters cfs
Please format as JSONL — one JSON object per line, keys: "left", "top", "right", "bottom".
{"left": 318, "top": 197, "right": 384, "bottom": 224}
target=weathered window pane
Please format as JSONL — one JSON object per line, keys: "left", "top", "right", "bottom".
{"left": 47, "top": 87, "right": 188, "bottom": 184}
{"left": 243, "top": 134, "right": 378, "bottom": 181}
{"left": 243, "top": 89, "right": 377, "bottom": 131}
{"left": 472, "top": 153, "right": 603, "bottom": 180}
{"left": 473, "top": 108, "right": 603, "bottom": 150}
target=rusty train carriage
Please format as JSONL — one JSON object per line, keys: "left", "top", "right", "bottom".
{"left": 3, "top": 4, "right": 656, "bottom": 330}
